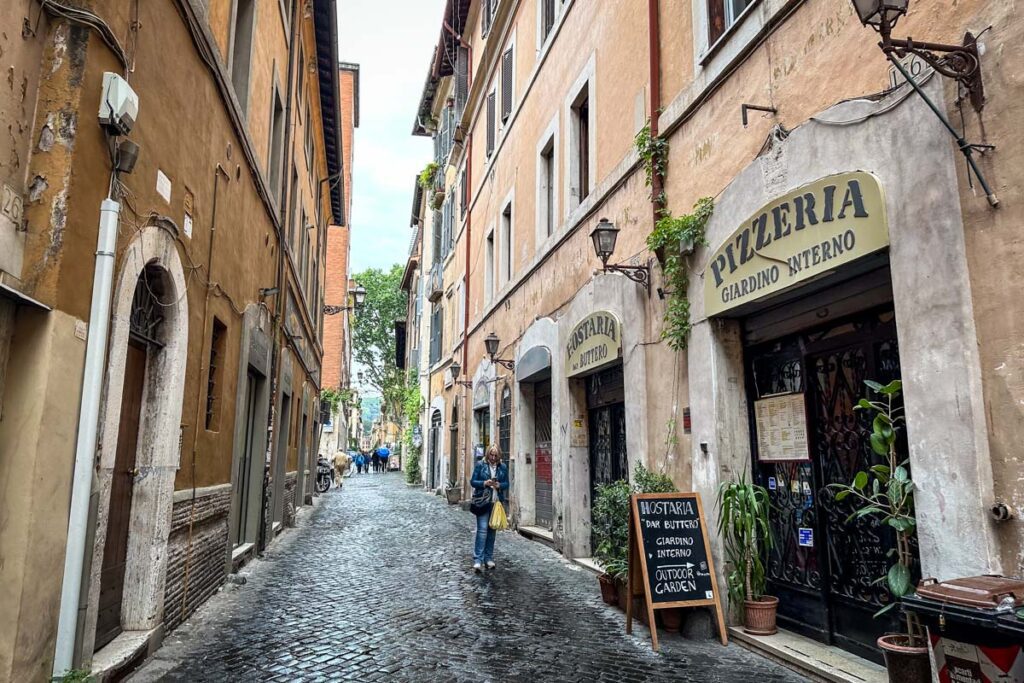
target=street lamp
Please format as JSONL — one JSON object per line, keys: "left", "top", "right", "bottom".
{"left": 848, "top": 0, "right": 996, "bottom": 206}
{"left": 324, "top": 283, "right": 367, "bottom": 316}
{"left": 589, "top": 218, "right": 650, "bottom": 294}
{"left": 449, "top": 360, "right": 472, "bottom": 387}
{"left": 483, "top": 332, "right": 515, "bottom": 371}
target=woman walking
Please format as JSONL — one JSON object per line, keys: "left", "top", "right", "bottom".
{"left": 469, "top": 445, "right": 509, "bottom": 573}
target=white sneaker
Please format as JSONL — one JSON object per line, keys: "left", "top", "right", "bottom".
{"left": 473, "top": 562, "right": 482, "bottom": 573}
{"left": 486, "top": 561, "right": 496, "bottom": 570}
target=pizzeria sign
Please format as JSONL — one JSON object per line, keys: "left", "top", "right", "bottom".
{"left": 703, "top": 172, "right": 888, "bottom": 317}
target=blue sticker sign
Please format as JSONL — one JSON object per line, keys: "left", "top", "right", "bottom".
{"left": 768, "top": 477, "right": 777, "bottom": 491}
{"left": 798, "top": 528, "right": 814, "bottom": 548}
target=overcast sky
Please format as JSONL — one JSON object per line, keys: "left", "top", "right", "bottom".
{"left": 338, "top": 0, "right": 444, "bottom": 275}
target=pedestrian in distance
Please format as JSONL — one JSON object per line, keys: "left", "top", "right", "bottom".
{"left": 371, "top": 450, "right": 380, "bottom": 473}
{"left": 378, "top": 446, "right": 390, "bottom": 473}
{"left": 356, "top": 452, "right": 365, "bottom": 474}
{"left": 469, "top": 444, "right": 509, "bottom": 573}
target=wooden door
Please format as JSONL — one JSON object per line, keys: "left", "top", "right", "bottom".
{"left": 95, "top": 340, "right": 146, "bottom": 650}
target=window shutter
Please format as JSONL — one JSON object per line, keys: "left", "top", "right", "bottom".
{"left": 460, "top": 169, "right": 468, "bottom": 218}
{"left": 482, "top": 0, "right": 493, "bottom": 35}
{"left": 486, "top": 91, "right": 495, "bottom": 156}
{"left": 501, "top": 48, "right": 513, "bottom": 122}
{"left": 455, "top": 47, "right": 469, "bottom": 115}
{"left": 433, "top": 209, "right": 442, "bottom": 262}
{"left": 708, "top": 0, "right": 726, "bottom": 44}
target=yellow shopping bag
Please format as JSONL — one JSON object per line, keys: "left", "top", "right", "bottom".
{"left": 489, "top": 500, "right": 509, "bottom": 531}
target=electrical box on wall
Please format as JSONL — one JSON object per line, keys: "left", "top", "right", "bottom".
{"left": 98, "top": 72, "right": 139, "bottom": 135}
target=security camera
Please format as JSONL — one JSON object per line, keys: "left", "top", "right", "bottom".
{"left": 98, "top": 72, "right": 139, "bottom": 135}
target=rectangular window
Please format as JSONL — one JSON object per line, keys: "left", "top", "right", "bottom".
{"left": 482, "top": 0, "right": 496, "bottom": 36}
{"left": 269, "top": 85, "right": 286, "bottom": 204}
{"left": 304, "top": 101, "right": 313, "bottom": 169}
{"left": 485, "top": 230, "right": 495, "bottom": 303}
{"left": 501, "top": 202, "right": 512, "bottom": 283}
{"left": 460, "top": 169, "right": 468, "bottom": 218}
{"left": 230, "top": 0, "right": 256, "bottom": 113}
{"left": 432, "top": 208, "right": 443, "bottom": 262}
{"left": 455, "top": 46, "right": 470, "bottom": 117}
{"left": 297, "top": 45, "right": 305, "bottom": 100}
{"left": 205, "top": 318, "right": 228, "bottom": 431}
{"left": 540, "top": 138, "right": 555, "bottom": 238}
{"left": 571, "top": 88, "right": 591, "bottom": 206}
{"left": 485, "top": 90, "right": 496, "bottom": 157}
{"left": 287, "top": 166, "right": 299, "bottom": 249}
{"left": 500, "top": 47, "right": 514, "bottom": 122}
{"left": 708, "top": 0, "right": 754, "bottom": 44}
{"left": 430, "top": 303, "right": 443, "bottom": 364}
{"left": 541, "top": 0, "right": 556, "bottom": 42}
{"left": 300, "top": 208, "right": 308, "bottom": 286}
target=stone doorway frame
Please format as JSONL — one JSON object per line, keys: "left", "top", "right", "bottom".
{"left": 81, "top": 222, "right": 189, "bottom": 661}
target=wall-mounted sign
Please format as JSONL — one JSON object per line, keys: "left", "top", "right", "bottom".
{"left": 704, "top": 172, "right": 888, "bottom": 317}
{"left": 754, "top": 393, "right": 810, "bottom": 462}
{"left": 566, "top": 311, "right": 622, "bottom": 377}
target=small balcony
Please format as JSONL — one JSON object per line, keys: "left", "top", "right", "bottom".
{"left": 427, "top": 263, "right": 444, "bottom": 303}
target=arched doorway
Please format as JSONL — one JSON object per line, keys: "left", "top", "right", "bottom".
{"left": 84, "top": 224, "right": 188, "bottom": 657}
{"left": 95, "top": 266, "right": 167, "bottom": 648}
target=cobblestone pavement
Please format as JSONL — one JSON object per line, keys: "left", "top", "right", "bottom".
{"left": 130, "top": 474, "right": 807, "bottom": 682}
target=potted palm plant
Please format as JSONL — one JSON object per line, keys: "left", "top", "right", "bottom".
{"left": 717, "top": 473, "right": 777, "bottom": 635}
{"left": 830, "top": 380, "right": 929, "bottom": 683}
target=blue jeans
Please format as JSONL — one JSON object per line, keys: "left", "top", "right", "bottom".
{"left": 474, "top": 512, "right": 496, "bottom": 564}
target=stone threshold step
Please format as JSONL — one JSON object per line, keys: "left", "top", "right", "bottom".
{"left": 730, "top": 627, "right": 886, "bottom": 683}
{"left": 518, "top": 525, "right": 555, "bottom": 543}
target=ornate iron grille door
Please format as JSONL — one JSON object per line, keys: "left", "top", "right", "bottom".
{"left": 747, "top": 307, "right": 913, "bottom": 661}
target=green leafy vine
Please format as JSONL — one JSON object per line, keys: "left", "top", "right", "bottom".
{"left": 637, "top": 119, "right": 714, "bottom": 350}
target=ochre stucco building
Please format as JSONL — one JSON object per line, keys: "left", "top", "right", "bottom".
{"left": 404, "top": 0, "right": 1024, "bottom": 666}
{"left": 0, "top": 0, "right": 344, "bottom": 679}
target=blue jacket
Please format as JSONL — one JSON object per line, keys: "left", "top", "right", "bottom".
{"left": 470, "top": 460, "right": 509, "bottom": 505}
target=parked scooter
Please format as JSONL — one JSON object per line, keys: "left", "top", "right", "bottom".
{"left": 315, "top": 455, "right": 332, "bottom": 493}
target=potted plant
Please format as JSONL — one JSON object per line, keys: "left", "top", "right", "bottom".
{"left": 592, "top": 479, "right": 631, "bottom": 607}
{"left": 444, "top": 479, "right": 461, "bottom": 505}
{"left": 830, "top": 380, "right": 929, "bottom": 682}
{"left": 717, "top": 473, "right": 777, "bottom": 635}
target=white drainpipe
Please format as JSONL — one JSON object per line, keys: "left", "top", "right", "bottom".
{"left": 53, "top": 197, "right": 121, "bottom": 676}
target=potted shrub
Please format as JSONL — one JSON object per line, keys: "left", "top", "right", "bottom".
{"left": 592, "top": 479, "right": 631, "bottom": 607}
{"left": 632, "top": 465, "right": 683, "bottom": 630}
{"left": 830, "top": 380, "right": 929, "bottom": 683}
{"left": 444, "top": 479, "right": 461, "bottom": 505}
{"left": 717, "top": 473, "right": 777, "bottom": 635}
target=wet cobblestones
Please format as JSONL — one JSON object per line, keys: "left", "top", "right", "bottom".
{"left": 130, "top": 474, "right": 807, "bottom": 682}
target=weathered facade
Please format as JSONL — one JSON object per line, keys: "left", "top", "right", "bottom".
{"left": 320, "top": 62, "right": 359, "bottom": 459}
{"left": 403, "top": 0, "right": 1024, "bottom": 666}
{"left": 0, "top": 0, "right": 343, "bottom": 679}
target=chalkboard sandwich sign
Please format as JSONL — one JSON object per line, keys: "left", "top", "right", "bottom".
{"left": 625, "top": 492, "right": 728, "bottom": 650}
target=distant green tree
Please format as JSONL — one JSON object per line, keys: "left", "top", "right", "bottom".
{"left": 352, "top": 264, "right": 408, "bottom": 422}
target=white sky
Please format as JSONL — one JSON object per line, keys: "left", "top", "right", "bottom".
{"left": 338, "top": 0, "right": 445, "bottom": 274}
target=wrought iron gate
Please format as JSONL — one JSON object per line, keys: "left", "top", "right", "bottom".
{"left": 746, "top": 307, "right": 914, "bottom": 661}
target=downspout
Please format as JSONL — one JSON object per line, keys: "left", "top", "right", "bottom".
{"left": 648, "top": 0, "right": 663, "bottom": 218}
{"left": 462, "top": 133, "right": 472, "bottom": 494}
{"left": 53, "top": 195, "right": 121, "bottom": 676}
{"left": 259, "top": 0, "right": 301, "bottom": 552}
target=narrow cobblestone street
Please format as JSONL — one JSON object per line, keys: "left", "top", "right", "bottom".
{"left": 131, "top": 474, "right": 807, "bottom": 682}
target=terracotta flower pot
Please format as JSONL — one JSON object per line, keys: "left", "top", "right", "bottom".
{"left": 616, "top": 577, "right": 629, "bottom": 612}
{"left": 743, "top": 595, "right": 779, "bottom": 635}
{"left": 878, "top": 635, "right": 931, "bottom": 683}
{"left": 598, "top": 574, "right": 618, "bottom": 606}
